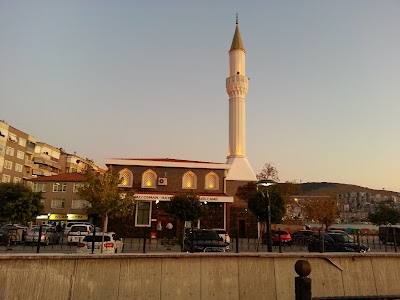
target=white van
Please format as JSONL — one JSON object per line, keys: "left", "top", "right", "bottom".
{"left": 67, "top": 224, "right": 94, "bottom": 246}
{"left": 63, "top": 222, "right": 91, "bottom": 236}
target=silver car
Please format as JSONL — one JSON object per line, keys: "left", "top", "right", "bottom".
{"left": 25, "top": 227, "right": 60, "bottom": 245}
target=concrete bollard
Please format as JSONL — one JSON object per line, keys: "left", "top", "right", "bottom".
{"left": 295, "top": 260, "right": 312, "bottom": 300}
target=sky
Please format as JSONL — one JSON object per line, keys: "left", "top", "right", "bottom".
{"left": 1, "top": 1, "right": 399, "bottom": 192}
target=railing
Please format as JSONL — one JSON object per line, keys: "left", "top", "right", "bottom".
{"left": 294, "top": 260, "right": 400, "bottom": 300}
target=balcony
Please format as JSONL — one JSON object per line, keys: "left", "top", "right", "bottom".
{"left": 24, "top": 158, "right": 34, "bottom": 167}
{"left": 33, "top": 154, "right": 61, "bottom": 170}
{"left": 32, "top": 169, "right": 54, "bottom": 176}
{"left": 23, "top": 172, "right": 33, "bottom": 179}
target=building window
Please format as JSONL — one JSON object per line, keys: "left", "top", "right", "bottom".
{"left": 135, "top": 201, "right": 151, "bottom": 226}
{"left": 53, "top": 183, "right": 67, "bottom": 192}
{"left": 4, "top": 160, "right": 12, "bottom": 170}
{"left": 2, "top": 174, "right": 11, "bottom": 183}
{"left": 15, "top": 163, "right": 23, "bottom": 173}
{"left": 0, "top": 143, "right": 5, "bottom": 155}
{"left": 19, "top": 138, "right": 26, "bottom": 147}
{"left": 13, "top": 177, "right": 21, "bottom": 183}
{"left": 72, "top": 199, "right": 89, "bottom": 209}
{"left": 118, "top": 168, "right": 133, "bottom": 188}
{"left": 51, "top": 199, "right": 65, "bottom": 209}
{"left": 73, "top": 183, "right": 82, "bottom": 193}
{"left": 33, "top": 183, "right": 47, "bottom": 192}
{"left": 6, "top": 147, "right": 14, "bottom": 156}
{"left": 8, "top": 133, "right": 17, "bottom": 143}
{"left": 17, "top": 150, "right": 25, "bottom": 160}
{"left": 205, "top": 172, "right": 219, "bottom": 190}
{"left": 141, "top": 169, "right": 157, "bottom": 188}
{"left": 182, "top": 171, "right": 197, "bottom": 189}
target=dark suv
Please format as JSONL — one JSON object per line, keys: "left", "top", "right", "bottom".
{"left": 308, "top": 232, "right": 370, "bottom": 253}
{"left": 292, "top": 230, "right": 314, "bottom": 245}
{"left": 182, "top": 229, "right": 228, "bottom": 252}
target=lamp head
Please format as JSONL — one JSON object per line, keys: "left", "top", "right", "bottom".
{"left": 256, "top": 179, "right": 277, "bottom": 187}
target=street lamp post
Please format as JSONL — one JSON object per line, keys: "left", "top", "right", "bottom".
{"left": 256, "top": 179, "right": 277, "bottom": 252}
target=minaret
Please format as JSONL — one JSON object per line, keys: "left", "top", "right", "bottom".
{"left": 225, "top": 16, "right": 257, "bottom": 181}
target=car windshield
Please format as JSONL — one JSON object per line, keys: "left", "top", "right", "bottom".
{"left": 329, "top": 233, "right": 355, "bottom": 243}
{"left": 71, "top": 226, "right": 89, "bottom": 232}
{"left": 82, "top": 236, "right": 111, "bottom": 242}
{"left": 193, "top": 230, "right": 219, "bottom": 240}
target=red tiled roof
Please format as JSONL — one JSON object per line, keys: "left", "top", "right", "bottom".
{"left": 108, "top": 158, "right": 224, "bottom": 164}
{"left": 29, "top": 173, "right": 87, "bottom": 182}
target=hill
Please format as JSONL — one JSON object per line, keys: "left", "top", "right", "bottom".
{"left": 299, "top": 182, "right": 398, "bottom": 197}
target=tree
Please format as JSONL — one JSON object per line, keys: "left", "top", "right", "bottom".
{"left": 237, "top": 183, "right": 286, "bottom": 250}
{"left": 0, "top": 182, "right": 44, "bottom": 224}
{"left": 236, "top": 183, "right": 286, "bottom": 224}
{"left": 257, "top": 162, "right": 280, "bottom": 181}
{"left": 368, "top": 205, "right": 400, "bottom": 225}
{"left": 164, "top": 194, "right": 208, "bottom": 225}
{"left": 303, "top": 197, "right": 338, "bottom": 229}
{"left": 247, "top": 191, "right": 286, "bottom": 224}
{"left": 78, "top": 168, "right": 135, "bottom": 232}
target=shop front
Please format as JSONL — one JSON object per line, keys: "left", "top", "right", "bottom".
{"left": 36, "top": 213, "right": 89, "bottom": 224}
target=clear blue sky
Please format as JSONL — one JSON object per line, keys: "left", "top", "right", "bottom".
{"left": 1, "top": 1, "right": 399, "bottom": 192}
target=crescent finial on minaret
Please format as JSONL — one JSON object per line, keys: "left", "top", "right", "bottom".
{"left": 230, "top": 14, "right": 245, "bottom": 52}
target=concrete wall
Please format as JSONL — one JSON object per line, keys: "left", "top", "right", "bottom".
{"left": 1, "top": 253, "right": 400, "bottom": 300}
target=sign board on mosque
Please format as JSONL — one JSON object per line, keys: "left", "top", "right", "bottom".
{"left": 134, "top": 193, "right": 233, "bottom": 203}
{"left": 48, "top": 214, "right": 88, "bottom": 221}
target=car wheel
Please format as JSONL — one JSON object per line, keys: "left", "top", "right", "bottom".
{"left": 44, "top": 238, "right": 50, "bottom": 246}
{"left": 296, "top": 237, "right": 304, "bottom": 246}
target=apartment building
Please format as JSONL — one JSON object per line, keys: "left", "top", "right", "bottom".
{"left": 0, "top": 121, "right": 37, "bottom": 184}
{"left": 59, "top": 150, "right": 105, "bottom": 174}
{"left": 0, "top": 120, "right": 106, "bottom": 185}
{"left": 30, "top": 173, "right": 90, "bottom": 222}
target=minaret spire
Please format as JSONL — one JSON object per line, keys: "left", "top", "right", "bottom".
{"left": 236, "top": 13, "right": 238, "bottom": 25}
{"left": 225, "top": 17, "right": 257, "bottom": 181}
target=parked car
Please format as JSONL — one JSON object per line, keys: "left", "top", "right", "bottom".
{"left": 63, "top": 222, "right": 91, "bottom": 236}
{"left": 68, "top": 224, "right": 93, "bottom": 246}
{"left": 76, "top": 232, "right": 124, "bottom": 253}
{"left": 308, "top": 232, "right": 370, "bottom": 253}
{"left": 0, "top": 225, "right": 27, "bottom": 243}
{"left": 213, "top": 229, "right": 231, "bottom": 244}
{"left": 0, "top": 228, "right": 8, "bottom": 244}
{"left": 25, "top": 227, "right": 60, "bottom": 245}
{"left": 271, "top": 230, "right": 292, "bottom": 246}
{"left": 291, "top": 230, "right": 314, "bottom": 245}
{"left": 183, "top": 229, "right": 228, "bottom": 252}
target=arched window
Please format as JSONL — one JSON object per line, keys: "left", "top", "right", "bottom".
{"left": 118, "top": 168, "right": 133, "bottom": 188}
{"left": 142, "top": 169, "right": 157, "bottom": 188}
{"left": 205, "top": 172, "right": 219, "bottom": 190}
{"left": 182, "top": 171, "right": 197, "bottom": 189}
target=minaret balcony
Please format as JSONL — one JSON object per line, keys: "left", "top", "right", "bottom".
{"left": 226, "top": 75, "right": 248, "bottom": 86}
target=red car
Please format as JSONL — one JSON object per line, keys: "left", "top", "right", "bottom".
{"left": 271, "top": 230, "right": 292, "bottom": 246}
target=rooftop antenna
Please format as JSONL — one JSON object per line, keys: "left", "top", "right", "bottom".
{"left": 236, "top": 13, "right": 238, "bottom": 25}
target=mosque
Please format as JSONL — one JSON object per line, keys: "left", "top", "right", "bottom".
{"left": 106, "top": 18, "right": 259, "bottom": 238}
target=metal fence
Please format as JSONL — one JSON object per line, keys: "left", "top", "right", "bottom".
{"left": 1, "top": 233, "right": 400, "bottom": 254}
